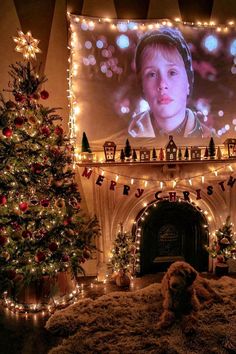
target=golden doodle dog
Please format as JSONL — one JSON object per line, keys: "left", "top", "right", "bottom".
{"left": 157, "top": 261, "right": 223, "bottom": 333}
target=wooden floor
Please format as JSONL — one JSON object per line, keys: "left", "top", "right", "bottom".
{"left": 0, "top": 272, "right": 233, "bottom": 354}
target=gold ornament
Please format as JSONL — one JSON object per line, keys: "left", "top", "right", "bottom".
{"left": 55, "top": 198, "right": 65, "bottom": 208}
{"left": 13, "top": 30, "right": 41, "bottom": 60}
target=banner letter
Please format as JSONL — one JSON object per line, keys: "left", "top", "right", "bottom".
{"left": 218, "top": 181, "right": 225, "bottom": 191}
{"left": 196, "top": 189, "right": 201, "bottom": 200}
{"left": 123, "top": 185, "right": 130, "bottom": 195}
{"left": 135, "top": 188, "right": 144, "bottom": 198}
{"left": 82, "top": 167, "right": 92, "bottom": 179}
{"left": 207, "top": 185, "right": 213, "bottom": 195}
{"left": 96, "top": 175, "right": 105, "bottom": 186}
{"left": 155, "top": 191, "right": 163, "bottom": 200}
{"left": 183, "top": 191, "right": 190, "bottom": 201}
{"left": 169, "top": 192, "right": 176, "bottom": 201}
{"left": 110, "top": 180, "right": 116, "bottom": 190}
{"left": 227, "top": 176, "right": 236, "bottom": 188}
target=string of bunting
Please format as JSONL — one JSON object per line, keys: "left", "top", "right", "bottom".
{"left": 78, "top": 164, "right": 236, "bottom": 201}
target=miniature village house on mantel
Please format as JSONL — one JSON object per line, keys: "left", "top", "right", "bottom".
{"left": 103, "top": 141, "right": 116, "bottom": 162}
{"left": 165, "top": 135, "right": 177, "bottom": 161}
{"left": 224, "top": 138, "right": 236, "bottom": 158}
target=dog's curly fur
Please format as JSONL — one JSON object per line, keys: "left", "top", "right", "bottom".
{"left": 157, "top": 261, "right": 223, "bottom": 333}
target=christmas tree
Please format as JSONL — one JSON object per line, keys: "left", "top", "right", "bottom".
{"left": 109, "top": 224, "right": 135, "bottom": 275}
{"left": 120, "top": 148, "right": 125, "bottom": 161}
{"left": 132, "top": 148, "right": 137, "bottom": 161}
{"left": 159, "top": 148, "right": 164, "bottom": 161}
{"left": 184, "top": 147, "right": 189, "bottom": 160}
{"left": 178, "top": 148, "right": 182, "bottom": 160}
{"left": 152, "top": 147, "right": 157, "bottom": 160}
{"left": 204, "top": 146, "right": 209, "bottom": 159}
{"left": 0, "top": 35, "right": 100, "bottom": 302}
{"left": 81, "top": 132, "right": 92, "bottom": 153}
{"left": 208, "top": 137, "right": 216, "bottom": 159}
{"left": 124, "top": 139, "right": 131, "bottom": 160}
{"left": 206, "top": 216, "right": 235, "bottom": 263}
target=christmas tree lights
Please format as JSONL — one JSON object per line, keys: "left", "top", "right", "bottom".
{"left": 0, "top": 53, "right": 100, "bottom": 312}
{"left": 206, "top": 216, "right": 236, "bottom": 263}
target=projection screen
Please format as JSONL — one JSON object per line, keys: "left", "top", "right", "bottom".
{"left": 69, "top": 16, "right": 236, "bottom": 150}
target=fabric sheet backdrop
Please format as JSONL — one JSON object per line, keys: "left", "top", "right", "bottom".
{"left": 69, "top": 16, "right": 236, "bottom": 149}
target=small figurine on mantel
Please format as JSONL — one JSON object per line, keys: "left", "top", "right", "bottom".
{"left": 208, "top": 137, "right": 216, "bottom": 159}
{"left": 140, "top": 147, "right": 150, "bottom": 161}
{"left": 224, "top": 138, "right": 236, "bottom": 158}
{"left": 165, "top": 135, "right": 177, "bottom": 161}
{"left": 159, "top": 147, "right": 164, "bottom": 161}
{"left": 152, "top": 147, "right": 157, "bottom": 161}
{"left": 132, "top": 149, "right": 137, "bottom": 161}
{"left": 216, "top": 146, "right": 222, "bottom": 160}
{"left": 124, "top": 139, "right": 132, "bottom": 161}
{"left": 81, "top": 132, "right": 94, "bottom": 161}
{"left": 103, "top": 141, "right": 116, "bottom": 162}
{"left": 191, "top": 146, "right": 201, "bottom": 160}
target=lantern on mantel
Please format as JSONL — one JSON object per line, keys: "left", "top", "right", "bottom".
{"left": 224, "top": 138, "right": 236, "bottom": 158}
{"left": 103, "top": 141, "right": 116, "bottom": 162}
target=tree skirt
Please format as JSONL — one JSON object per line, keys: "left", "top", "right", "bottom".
{"left": 46, "top": 277, "right": 236, "bottom": 354}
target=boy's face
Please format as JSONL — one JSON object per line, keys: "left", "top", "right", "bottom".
{"left": 141, "top": 46, "right": 190, "bottom": 124}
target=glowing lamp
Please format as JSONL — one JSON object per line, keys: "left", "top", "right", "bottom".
{"left": 103, "top": 141, "right": 116, "bottom": 162}
{"left": 224, "top": 138, "right": 236, "bottom": 158}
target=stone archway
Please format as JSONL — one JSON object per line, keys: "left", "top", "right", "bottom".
{"left": 136, "top": 200, "right": 209, "bottom": 274}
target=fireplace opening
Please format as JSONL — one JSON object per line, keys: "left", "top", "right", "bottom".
{"left": 138, "top": 200, "right": 209, "bottom": 274}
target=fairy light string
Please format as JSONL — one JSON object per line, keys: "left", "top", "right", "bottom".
{"left": 67, "top": 12, "right": 236, "bottom": 149}
{"left": 77, "top": 163, "right": 235, "bottom": 189}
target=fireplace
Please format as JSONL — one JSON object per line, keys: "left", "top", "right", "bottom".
{"left": 137, "top": 200, "right": 209, "bottom": 274}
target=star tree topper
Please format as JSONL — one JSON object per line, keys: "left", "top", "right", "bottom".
{"left": 13, "top": 30, "right": 41, "bottom": 60}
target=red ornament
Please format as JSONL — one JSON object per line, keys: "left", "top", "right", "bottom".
{"left": 35, "top": 229, "right": 47, "bottom": 239}
{"left": 14, "top": 93, "right": 24, "bottom": 102}
{"left": 63, "top": 217, "right": 73, "bottom": 225}
{"left": 51, "top": 148, "right": 61, "bottom": 156}
{"left": 48, "top": 242, "right": 58, "bottom": 252}
{"left": 32, "top": 93, "right": 40, "bottom": 100}
{"left": 83, "top": 249, "right": 91, "bottom": 259}
{"left": 29, "top": 116, "right": 37, "bottom": 125}
{"left": 22, "top": 230, "right": 32, "bottom": 239}
{"left": 0, "top": 236, "right": 7, "bottom": 247}
{"left": 6, "top": 100, "right": 16, "bottom": 109}
{"left": 41, "top": 199, "right": 50, "bottom": 207}
{"left": 7, "top": 269, "right": 16, "bottom": 280}
{"left": 31, "top": 163, "right": 43, "bottom": 174}
{"left": 217, "top": 255, "right": 225, "bottom": 263}
{"left": 19, "top": 202, "right": 28, "bottom": 212}
{"left": 62, "top": 254, "right": 69, "bottom": 262}
{"left": 41, "top": 126, "right": 50, "bottom": 137}
{"left": 35, "top": 251, "right": 46, "bottom": 263}
{"left": 11, "top": 222, "right": 21, "bottom": 231}
{"left": 2, "top": 127, "right": 13, "bottom": 138}
{"left": 40, "top": 90, "right": 49, "bottom": 100}
{"left": 14, "top": 116, "right": 24, "bottom": 128}
{"left": 54, "top": 126, "right": 63, "bottom": 135}
{"left": 0, "top": 195, "right": 7, "bottom": 205}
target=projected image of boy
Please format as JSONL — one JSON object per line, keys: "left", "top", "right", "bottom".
{"left": 128, "top": 27, "right": 211, "bottom": 138}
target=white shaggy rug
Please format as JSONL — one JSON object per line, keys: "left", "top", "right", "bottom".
{"left": 46, "top": 277, "right": 236, "bottom": 354}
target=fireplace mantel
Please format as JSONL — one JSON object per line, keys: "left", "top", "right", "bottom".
{"left": 77, "top": 157, "right": 236, "bottom": 168}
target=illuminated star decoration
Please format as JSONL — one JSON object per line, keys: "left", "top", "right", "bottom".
{"left": 13, "top": 30, "right": 41, "bottom": 60}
